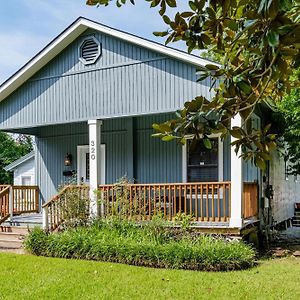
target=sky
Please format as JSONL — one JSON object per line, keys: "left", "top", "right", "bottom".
{"left": 0, "top": 0, "right": 188, "bottom": 84}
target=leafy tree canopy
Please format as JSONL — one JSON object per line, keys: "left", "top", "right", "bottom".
{"left": 0, "top": 132, "right": 33, "bottom": 184}
{"left": 275, "top": 68, "right": 300, "bottom": 175}
{"left": 87, "top": 0, "right": 300, "bottom": 171}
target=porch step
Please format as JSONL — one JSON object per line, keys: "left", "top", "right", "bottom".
{"left": 0, "top": 232, "right": 26, "bottom": 241}
{"left": 292, "top": 220, "right": 300, "bottom": 227}
{"left": 0, "top": 227, "right": 28, "bottom": 251}
{"left": 0, "top": 226, "right": 29, "bottom": 234}
{"left": 0, "top": 214, "right": 39, "bottom": 252}
{"left": 292, "top": 214, "right": 300, "bottom": 227}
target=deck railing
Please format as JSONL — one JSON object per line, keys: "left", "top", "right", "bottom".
{"left": 0, "top": 185, "right": 9, "bottom": 192}
{"left": 243, "top": 182, "right": 258, "bottom": 219}
{"left": 42, "top": 185, "right": 89, "bottom": 231}
{"left": 0, "top": 185, "right": 40, "bottom": 225}
{"left": 12, "top": 185, "right": 39, "bottom": 214}
{"left": 0, "top": 186, "right": 10, "bottom": 223}
{"left": 98, "top": 182, "right": 231, "bottom": 222}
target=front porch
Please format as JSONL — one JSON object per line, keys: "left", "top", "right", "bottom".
{"left": 0, "top": 181, "right": 258, "bottom": 232}
{"left": 2, "top": 113, "right": 260, "bottom": 232}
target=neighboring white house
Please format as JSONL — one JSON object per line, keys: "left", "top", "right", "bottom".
{"left": 4, "top": 151, "right": 35, "bottom": 186}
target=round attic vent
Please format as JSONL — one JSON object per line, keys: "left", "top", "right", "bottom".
{"left": 79, "top": 37, "right": 101, "bottom": 65}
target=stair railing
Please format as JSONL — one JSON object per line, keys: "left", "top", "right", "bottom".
{"left": 42, "top": 185, "right": 89, "bottom": 231}
{"left": 0, "top": 186, "right": 11, "bottom": 225}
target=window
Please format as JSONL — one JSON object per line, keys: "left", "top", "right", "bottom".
{"left": 79, "top": 37, "right": 101, "bottom": 65}
{"left": 183, "top": 136, "right": 223, "bottom": 183}
{"left": 21, "top": 176, "right": 32, "bottom": 186}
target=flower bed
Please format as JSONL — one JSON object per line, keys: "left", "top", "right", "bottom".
{"left": 25, "top": 219, "right": 255, "bottom": 271}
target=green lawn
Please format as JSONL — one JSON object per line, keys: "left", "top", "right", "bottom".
{"left": 0, "top": 253, "right": 299, "bottom": 300}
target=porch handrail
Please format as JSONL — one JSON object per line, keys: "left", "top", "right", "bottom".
{"left": 42, "top": 186, "right": 70, "bottom": 209}
{"left": 99, "top": 181, "right": 231, "bottom": 187}
{"left": 42, "top": 185, "right": 89, "bottom": 231}
{"left": 0, "top": 186, "right": 10, "bottom": 224}
{"left": 98, "top": 181, "right": 231, "bottom": 222}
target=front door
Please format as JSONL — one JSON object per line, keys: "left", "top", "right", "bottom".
{"left": 77, "top": 145, "right": 105, "bottom": 184}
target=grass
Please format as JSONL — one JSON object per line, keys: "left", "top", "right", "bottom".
{"left": 24, "top": 221, "right": 255, "bottom": 271}
{"left": 0, "top": 253, "right": 299, "bottom": 300}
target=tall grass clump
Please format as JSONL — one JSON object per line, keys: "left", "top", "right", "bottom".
{"left": 25, "top": 219, "right": 255, "bottom": 271}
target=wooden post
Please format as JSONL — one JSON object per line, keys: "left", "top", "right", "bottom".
{"left": 230, "top": 114, "right": 243, "bottom": 228}
{"left": 88, "top": 120, "right": 102, "bottom": 218}
{"left": 9, "top": 186, "right": 13, "bottom": 221}
{"left": 35, "top": 187, "right": 39, "bottom": 213}
{"left": 42, "top": 206, "right": 49, "bottom": 230}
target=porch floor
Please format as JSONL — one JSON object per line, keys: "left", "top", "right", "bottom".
{"left": 4, "top": 213, "right": 42, "bottom": 227}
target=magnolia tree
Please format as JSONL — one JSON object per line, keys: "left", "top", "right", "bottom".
{"left": 87, "top": 0, "right": 300, "bottom": 171}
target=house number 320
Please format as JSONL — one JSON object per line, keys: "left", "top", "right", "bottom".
{"left": 90, "top": 140, "right": 96, "bottom": 160}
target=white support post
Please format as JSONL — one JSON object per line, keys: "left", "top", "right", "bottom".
{"left": 42, "top": 206, "right": 49, "bottom": 230}
{"left": 230, "top": 114, "right": 243, "bottom": 228}
{"left": 88, "top": 119, "right": 102, "bottom": 218}
{"left": 9, "top": 186, "right": 13, "bottom": 221}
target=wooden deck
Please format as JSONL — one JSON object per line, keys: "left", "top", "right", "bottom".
{"left": 0, "top": 185, "right": 39, "bottom": 225}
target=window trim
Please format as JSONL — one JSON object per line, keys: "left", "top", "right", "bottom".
{"left": 182, "top": 134, "right": 223, "bottom": 183}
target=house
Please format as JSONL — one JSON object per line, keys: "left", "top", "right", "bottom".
{"left": 4, "top": 151, "right": 35, "bottom": 186}
{"left": 0, "top": 17, "right": 298, "bottom": 232}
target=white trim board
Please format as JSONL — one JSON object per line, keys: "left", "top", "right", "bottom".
{"left": 182, "top": 134, "right": 223, "bottom": 183}
{"left": 0, "top": 17, "right": 219, "bottom": 103}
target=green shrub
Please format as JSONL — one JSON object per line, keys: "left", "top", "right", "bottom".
{"left": 25, "top": 220, "right": 256, "bottom": 271}
{"left": 58, "top": 185, "right": 89, "bottom": 229}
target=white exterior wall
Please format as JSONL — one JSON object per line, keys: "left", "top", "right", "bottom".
{"left": 13, "top": 158, "right": 35, "bottom": 185}
{"left": 270, "top": 151, "right": 300, "bottom": 224}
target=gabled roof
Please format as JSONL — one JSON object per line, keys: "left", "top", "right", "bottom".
{"left": 0, "top": 17, "right": 218, "bottom": 103}
{"left": 4, "top": 151, "right": 35, "bottom": 171}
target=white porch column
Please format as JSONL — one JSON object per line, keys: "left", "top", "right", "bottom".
{"left": 88, "top": 119, "right": 102, "bottom": 218}
{"left": 230, "top": 114, "right": 243, "bottom": 228}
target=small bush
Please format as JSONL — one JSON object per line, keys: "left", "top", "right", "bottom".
{"left": 25, "top": 220, "right": 255, "bottom": 271}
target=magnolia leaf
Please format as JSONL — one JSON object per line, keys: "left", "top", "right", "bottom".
{"left": 162, "top": 135, "right": 176, "bottom": 141}
{"left": 255, "top": 156, "right": 266, "bottom": 171}
{"left": 153, "top": 31, "right": 169, "bottom": 37}
{"left": 189, "top": 1, "right": 197, "bottom": 11}
{"left": 228, "top": 19, "right": 239, "bottom": 31}
{"left": 237, "top": 81, "right": 252, "bottom": 95}
{"left": 263, "top": 123, "right": 272, "bottom": 134}
{"left": 180, "top": 137, "right": 186, "bottom": 145}
{"left": 163, "top": 15, "right": 171, "bottom": 24}
{"left": 267, "top": 30, "right": 279, "bottom": 48}
{"left": 205, "top": 64, "right": 219, "bottom": 70}
{"left": 203, "top": 138, "right": 212, "bottom": 149}
{"left": 166, "top": 0, "right": 176, "bottom": 7}
{"left": 181, "top": 11, "right": 194, "bottom": 18}
{"left": 260, "top": 152, "right": 271, "bottom": 160}
{"left": 230, "top": 129, "right": 243, "bottom": 139}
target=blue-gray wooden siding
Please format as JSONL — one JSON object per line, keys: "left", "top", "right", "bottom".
{"left": 36, "top": 113, "right": 231, "bottom": 202}
{"left": 243, "top": 115, "right": 261, "bottom": 182}
{"left": 0, "top": 29, "right": 213, "bottom": 130}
